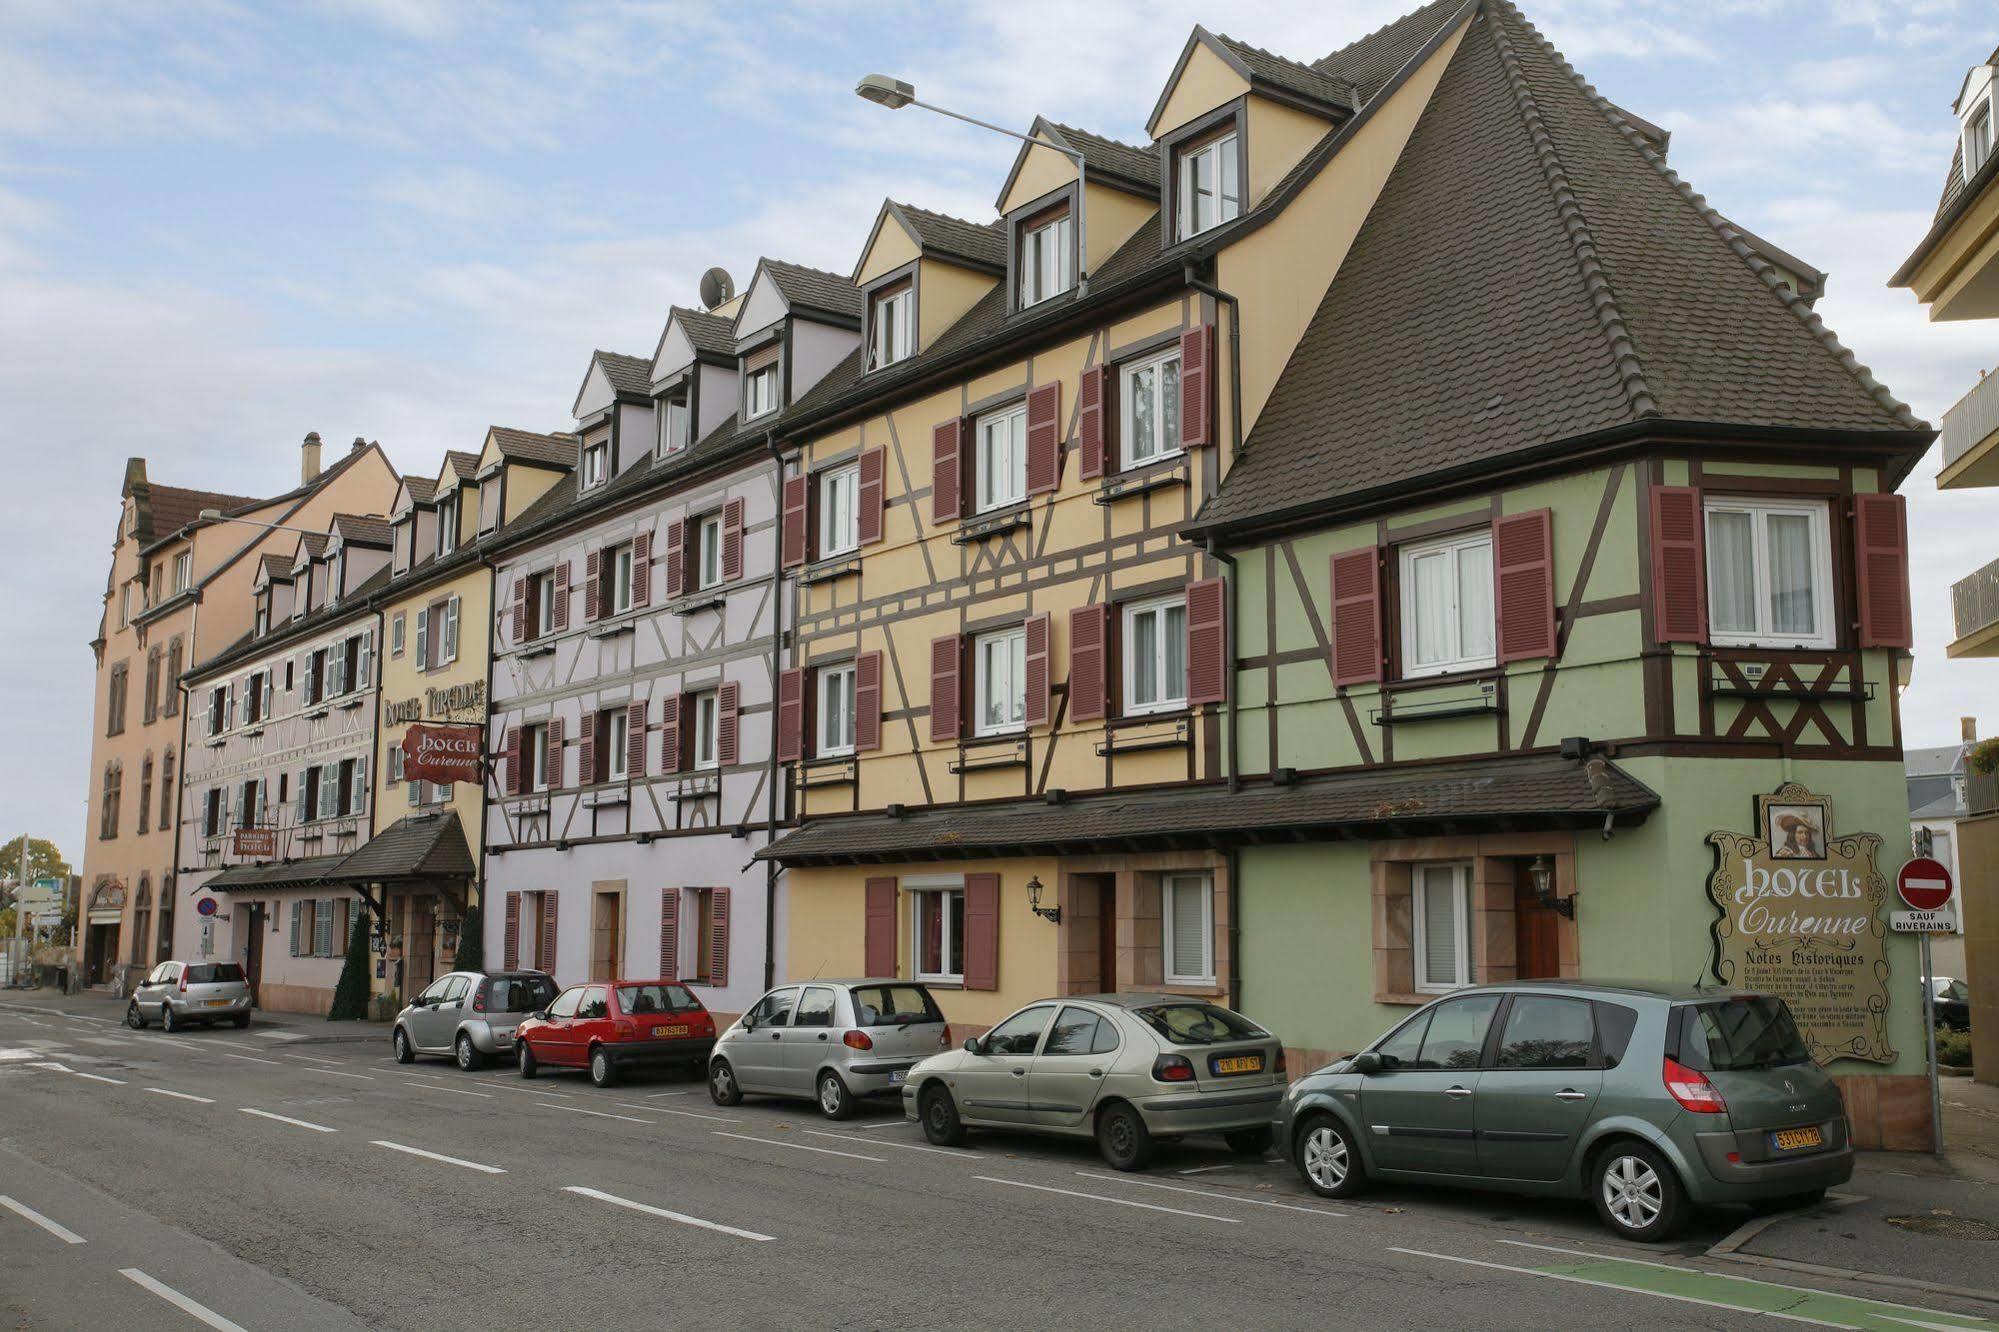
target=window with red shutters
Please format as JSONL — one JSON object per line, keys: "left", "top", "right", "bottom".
{"left": 1179, "top": 323, "right": 1215, "bottom": 449}
{"left": 1023, "top": 612, "right": 1052, "bottom": 726}
{"left": 1494, "top": 509, "right": 1556, "bottom": 663}
{"left": 781, "top": 473, "right": 809, "bottom": 569}
{"left": 631, "top": 529, "right": 653, "bottom": 609}
{"left": 963, "top": 874, "right": 999, "bottom": 991}
{"left": 626, "top": 701, "right": 647, "bottom": 779}
{"left": 716, "top": 681, "right": 740, "bottom": 767}
{"left": 855, "top": 650, "right": 882, "bottom": 751}
{"left": 864, "top": 877, "right": 898, "bottom": 978}
{"left": 658, "top": 892, "right": 678, "bottom": 981}
{"left": 932, "top": 419, "right": 964, "bottom": 522}
{"left": 1649, "top": 486, "right": 1706, "bottom": 643}
{"left": 503, "top": 726, "right": 521, "bottom": 795}
{"left": 707, "top": 887, "right": 730, "bottom": 988}
{"left": 660, "top": 693, "right": 685, "bottom": 773}
{"left": 1854, "top": 492, "right": 1912, "bottom": 648}
{"left": 1330, "top": 547, "right": 1384, "bottom": 685}
{"left": 503, "top": 891, "right": 521, "bottom": 970}
{"left": 1078, "top": 364, "right": 1110, "bottom": 480}
{"left": 1068, "top": 603, "right": 1110, "bottom": 721}
{"left": 664, "top": 518, "right": 687, "bottom": 600}
{"left": 511, "top": 576, "right": 527, "bottom": 645}
{"left": 578, "top": 713, "right": 597, "bottom": 786}
{"left": 929, "top": 634, "right": 963, "bottom": 741}
{"left": 1025, "top": 382, "right": 1062, "bottom": 495}
{"left": 858, "top": 447, "right": 885, "bottom": 545}
{"left": 776, "top": 667, "right": 805, "bottom": 763}
{"left": 541, "top": 895, "right": 559, "bottom": 984}
{"left": 552, "top": 562, "right": 570, "bottom": 630}
{"left": 1185, "top": 578, "right": 1228, "bottom": 706}
{"left": 721, "top": 497, "right": 745, "bottom": 581}
{"left": 546, "top": 716, "right": 565, "bottom": 789}
{"left": 584, "top": 549, "right": 602, "bottom": 621}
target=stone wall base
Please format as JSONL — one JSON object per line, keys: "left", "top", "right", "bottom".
{"left": 257, "top": 984, "right": 333, "bottom": 1017}
{"left": 1834, "top": 1073, "right": 1934, "bottom": 1151}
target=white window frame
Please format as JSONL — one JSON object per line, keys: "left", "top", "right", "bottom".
{"left": 1120, "top": 347, "right": 1183, "bottom": 469}
{"left": 526, "top": 723, "right": 550, "bottom": 793}
{"left": 1176, "top": 130, "right": 1242, "bottom": 240}
{"left": 1162, "top": 872, "right": 1215, "bottom": 985}
{"left": 1412, "top": 862, "right": 1475, "bottom": 994}
{"left": 437, "top": 495, "right": 458, "bottom": 556}
{"left": 973, "top": 626, "right": 1027, "bottom": 737}
{"left": 1701, "top": 499, "right": 1836, "bottom": 650}
{"left": 611, "top": 543, "right": 635, "bottom": 615}
{"left": 605, "top": 709, "right": 629, "bottom": 782}
{"left": 745, "top": 364, "right": 778, "bottom": 420}
{"left": 173, "top": 551, "right": 192, "bottom": 592}
{"left": 1398, "top": 530, "right": 1496, "bottom": 679}
{"left": 692, "top": 689, "right": 720, "bottom": 771}
{"left": 658, "top": 396, "right": 690, "bottom": 457}
{"left": 975, "top": 404, "right": 1028, "bottom": 514}
{"left": 582, "top": 441, "right": 609, "bottom": 489}
{"left": 435, "top": 596, "right": 460, "bottom": 666}
{"left": 1122, "top": 595, "right": 1188, "bottom": 716}
{"left": 908, "top": 877, "right": 966, "bottom": 983}
{"left": 820, "top": 463, "right": 860, "bottom": 558}
{"left": 390, "top": 612, "right": 405, "bottom": 658}
{"left": 1018, "top": 211, "right": 1074, "bottom": 308}
{"left": 1968, "top": 98, "right": 1994, "bottom": 176}
{"left": 695, "top": 513, "right": 723, "bottom": 590}
{"left": 870, "top": 285, "right": 914, "bottom": 368}
{"left": 818, "top": 661, "right": 857, "bottom": 758}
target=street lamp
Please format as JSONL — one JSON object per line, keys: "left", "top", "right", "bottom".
{"left": 1527, "top": 855, "right": 1575, "bottom": 919}
{"left": 197, "top": 509, "right": 321, "bottom": 536}
{"left": 1026, "top": 875, "right": 1061, "bottom": 925}
{"left": 854, "top": 74, "right": 1088, "bottom": 294}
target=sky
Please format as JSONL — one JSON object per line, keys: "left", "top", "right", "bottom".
{"left": 1, "top": 0, "right": 1993, "bottom": 866}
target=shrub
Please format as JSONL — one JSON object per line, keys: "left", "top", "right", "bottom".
{"left": 327, "top": 914, "right": 373, "bottom": 1022}
{"left": 1936, "top": 1027, "right": 1974, "bottom": 1068}
{"left": 455, "top": 904, "right": 484, "bottom": 975}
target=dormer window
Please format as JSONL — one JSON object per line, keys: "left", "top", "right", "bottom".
{"left": 1969, "top": 100, "right": 1994, "bottom": 177}
{"left": 869, "top": 281, "right": 914, "bottom": 369}
{"left": 327, "top": 553, "right": 344, "bottom": 602}
{"left": 172, "top": 551, "right": 191, "bottom": 593}
{"left": 1017, "top": 204, "right": 1074, "bottom": 308}
{"left": 437, "top": 493, "right": 459, "bottom": 555}
{"left": 582, "top": 440, "right": 609, "bottom": 489}
{"left": 1175, "top": 128, "right": 1241, "bottom": 240}
{"left": 658, "top": 394, "right": 690, "bottom": 457}
{"left": 744, "top": 346, "right": 780, "bottom": 420}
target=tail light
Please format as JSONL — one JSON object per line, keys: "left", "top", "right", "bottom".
{"left": 1663, "top": 1057, "right": 1727, "bottom": 1113}
{"left": 179, "top": 973, "right": 189, "bottom": 993}
{"left": 614, "top": 1021, "right": 635, "bottom": 1039}
{"left": 1276, "top": 1048, "right": 1288, "bottom": 1076}
{"left": 939, "top": 1024, "right": 952, "bottom": 1051}
{"left": 471, "top": 982, "right": 487, "bottom": 1014}
{"left": 843, "top": 1030, "right": 874, "bottom": 1052}
{"left": 1152, "top": 1054, "right": 1196, "bottom": 1083}
{"left": 696, "top": 1013, "right": 716, "bottom": 1038}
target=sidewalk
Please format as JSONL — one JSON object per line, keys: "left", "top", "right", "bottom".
{"left": 0, "top": 985, "right": 389, "bottom": 1046}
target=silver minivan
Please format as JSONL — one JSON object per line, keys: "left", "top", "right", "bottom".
{"left": 126, "top": 961, "right": 253, "bottom": 1032}
{"left": 393, "top": 970, "right": 557, "bottom": 1070}
{"left": 710, "top": 979, "right": 950, "bottom": 1119}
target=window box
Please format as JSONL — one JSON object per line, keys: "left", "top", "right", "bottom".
{"left": 1370, "top": 682, "right": 1502, "bottom": 727}
{"left": 1094, "top": 715, "right": 1191, "bottom": 756}
{"left": 800, "top": 758, "right": 859, "bottom": 789}
{"left": 948, "top": 740, "right": 1029, "bottom": 774}
{"left": 583, "top": 789, "right": 629, "bottom": 810}
{"left": 518, "top": 643, "right": 556, "bottom": 660}
{"left": 510, "top": 793, "right": 551, "bottom": 816}
{"left": 335, "top": 697, "right": 365, "bottom": 712}
{"left": 1094, "top": 464, "right": 1189, "bottom": 506}
{"left": 952, "top": 504, "right": 1031, "bottom": 546}
{"left": 801, "top": 555, "right": 861, "bottom": 586}
{"left": 670, "top": 774, "right": 721, "bottom": 802}
{"left": 666, "top": 590, "right": 727, "bottom": 616}
{"left": 587, "top": 618, "right": 638, "bottom": 640}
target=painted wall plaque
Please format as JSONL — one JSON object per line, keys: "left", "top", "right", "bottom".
{"left": 1706, "top": 783, "right": 1893, "bottom": 1066}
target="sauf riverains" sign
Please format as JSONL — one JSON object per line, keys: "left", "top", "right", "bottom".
{"left": 1705, "top": 782, "right": 1893, "bottom": 1066}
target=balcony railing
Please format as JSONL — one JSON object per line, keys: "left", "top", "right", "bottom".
{"left": 1968, "top": 768, "right": 1999, "bottom": 817}
{"left": 1943, "top": 370, "right": 1999, "bottom": 471}
{"left": 1953, "top": 554, "right": 1999, "bottom": 644}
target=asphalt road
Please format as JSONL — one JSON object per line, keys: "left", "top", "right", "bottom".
{"left": 1, "top": 996, "right": 1994, "bottom": 1331}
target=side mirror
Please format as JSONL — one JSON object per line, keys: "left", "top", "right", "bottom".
{"left": 1350, "top": 1051, "right": 1383, "bottom": 1075}
{"left": 963, "top": 1037, "right": 984, "bottom": 1055}
{"left": 741, "top": 1016, "right": 756, "bottom": 1033}
{"left": 530, "top": 1010, "right": 548, "bottom": 1022}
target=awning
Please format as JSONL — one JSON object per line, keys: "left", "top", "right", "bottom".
{"left": 313, "top": 811, "right": 475, "bottom": 885}
{"left": 756, "top": 753, "right": 1659, "bottom": 867}
{"left": 203, "top": 854, "right": 350, "bottom": 892}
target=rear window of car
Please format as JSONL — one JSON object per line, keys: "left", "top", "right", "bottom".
{"left": 1677, "top": 996, "right": 1812, "bottom": 1072}
{"left": 616, "top": 984, "right": 700, "bottom": 1015}
{"left": 1132, "top": 1003, "right": 1268, "bottom": 1046}
{"left": 183, "top": 964, "right": 244, "bottom": 984}
{"left": 488, "top": 976, "right": 557, "bottom": 1013}
{"left": 849, "top": 984, "right": 943, "bottom": 1026}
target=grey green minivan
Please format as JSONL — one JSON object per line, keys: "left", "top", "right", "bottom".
{"left": 1276, "top": 982, "right": 1852, "bottom": 1240}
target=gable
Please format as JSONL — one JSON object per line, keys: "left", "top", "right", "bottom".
{"left": 999, "top": 135, "right": 1082, "bottom": 216}
{"left": 856, "top": 207, "right": 922, "bottom": 286}
{"left": 1151, "top": 39, "right": 1252, "bottom": 140}
{"left": 734, "top": 267, "right": 791, "bottom": 342}
{"left": 573, "top": 361, "right": 617, "bottom": 421}
{"left": 653, "top": 319, "right": 699, "bottom": 382}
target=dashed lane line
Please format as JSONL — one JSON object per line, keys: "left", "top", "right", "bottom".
{"left": 613, "top": 1102, "right": 737, "bottom": 1123}
{"left": 0, "top": 1195, "right": 86, "bottom": 1245}
{"left": 402, "top": 1080, "right": 494, "bottom": 1099}
{"left": 370, "top": 1140, "right": 506, "bottom": 1174}
{"left": 805, "top": 1129, "right": 977, "bottom": 1158}
{"left": 238, "top": 1107, "right": 337, "bottom": 1133}
{"left": 563, "top": 1186, "right": 774, "bottom": 1243}
{"left": 1074, "top": 1171, "right": 1346, "bottom": 1217}
{"left": 280, "top": 1052, "right": 348, "bottom": 1067}
{"left": 536, "top": 1103, "right": 649, "bottom": 1124}
{"left": 145, "top": 1087, "right": 215, "bottom": 1104}
{"left": 303, "top": 1067, "right": 375, "bottom": 1083}
{"left": 120, "top": 1269, "right": 249, "bottom": 1332}
{"left": 71, "top": 1072, "right": 127, "bottom": 1085}
{"left": 977, "top": 1176, "right": 1241, "bottom": 1224}
{"left": 712, "top": 1132, "right": 884, "bottom": 1163}
{"left": 1386, "top": 1248, "right": 1838, "bottom": 1327}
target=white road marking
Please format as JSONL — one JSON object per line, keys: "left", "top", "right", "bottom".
{"left": 1074, "top": 1171, "right": 1346, "bottom": 1216}
{"left": 713, "top": 1131, "right": 884, "bottom": 1162}
{"left": 205, "top": 1050, "right": 284, "bottom": 1066}
{"left": 1386, "top": 1248, "right": 1837, "bottom": 1326}
{"left": 843, "top": 1118, "right": 914, "bottom": 1129}
{"left": 484, "top": 1081, "right": 571, "bottom": 1098}
{"left": 0, "top": 1048, "right": 44, "bottom": 1061}
{"left": 978, "top": 1176, "right": 1241, "bottom": 1223}
{"left": 643, "top": 1089, "right": 695, "bottom": 1098}
{"left": 145, "top": 1087, "right": 215, "bottom": 1104}
{"left": 28, "top": 1061, "right": 73, "bottom": 1072}
{"left": 0, "top": 1195, "right": 86, "bottom": 1244}
{"left": 806, "top": 1129, "right": 976, "bottom": 1157}
{"left": 614, "top": 1102, "right": 737, "bottom": 1123}
{"left": 13, "top": 1017, "right": 48, "bottom": 1028}
{"left": 238, "top": 1107, "right": 337, "bottom": 1133}
{"left": 402, "top": 1079, "right": 494, "bottom": 1099}
{"left": 1177, "top": 1163, "right": 1233, "bottom": 1175}
{"left": 119, "top": 1269, "right": 248, "bottom": 1332}
{"left": 563, "top": 1186, "right": 773, "bottom": 1243}
{"left": 536, "top": 1102, "right": 648, "bottom": 1124}
{"left": 305, "top": 1067, "right": 374, "bottom": 1082}
{"left": 71, "top": 1071, "right": 127, "bottom": 1085}
{"left": 370, "top": 1140, "right": 506, "bottom": 1174}
{"left": 281, "top": 1052, "right": 347, "bottom": 1067}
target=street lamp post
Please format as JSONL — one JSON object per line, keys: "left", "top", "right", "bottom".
{"left": 855, "top": 74, "right": 1088, "bottom": 295}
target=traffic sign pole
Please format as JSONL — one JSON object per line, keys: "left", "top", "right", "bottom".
{"left": 1923, "top": 932, "right": 1942, "bottom": 1157}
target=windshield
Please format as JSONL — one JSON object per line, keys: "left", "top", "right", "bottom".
{"left": 1679, "top": 997, "right": 1812, "bottom": 1072}
{"left": 1132, "top": 1003, "right": 1267, "bottom": 1046}
{"left": 616, "top": 983, "right": 699, "bottom": 1015}
{"left": 183, "top": 963, "right": 244, "bottom": 985}
{"left": 849, "top": 984, "right": 943, "bottom": 1026}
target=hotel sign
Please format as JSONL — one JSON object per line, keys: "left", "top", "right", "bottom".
{"left": 385, "top": 679, "right": 486, "bottom": 726}
{"left": 1705, "top": 783, "right": 1894, "bottom": 1066}
{"left": 402, "top": 722, "right": 486, "bottom": 785}
{"left": 233, "top": 827, "right": 278, "bottom": 858}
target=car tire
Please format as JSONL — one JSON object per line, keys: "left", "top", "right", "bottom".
{"left": 161, "top": 1004, "right": 179, "bottom": 1034}
{"left": 1294, "top": 1114, "right": 1366, "bottom": 1199}
{"left": 817, "top": 1070, "right": 854, "bottom": 1121}
{"left": 708, "top": 1058, "right": 742, "bottom": 1106}
{"left": 588, "top": 1045, "right": 618, "bottom": 1088}
{"left": 456, "top": 1033, "right": 484, "bottom": 1072}
{"left": 517, "top": 1039, "right": 538, "bottom": 1079}
{"left": 125, "top": 1002, "right": 146, "bottom": 1030}
{"left": 1096, "top": 1102, "right": 1154, "bottom": 1172}
{"left": 1225, "top": 1126, "right": 1274, "bottom": 1156}
{"left": 232, "top": 1014, "right": 251, "bottom": 1030}
{"left": 919, "top": 1084, "right": 967, "bottom": 1147}
{"left": 1591, "top": 1141, "right": 1687, "bottom": 1242}
{"left": 393, "top": 1027, "right": 415, "bottom": 1065}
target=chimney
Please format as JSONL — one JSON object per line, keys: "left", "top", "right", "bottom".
{"left": 351, "top": 435, "right": 367, "bottom": 456}
{"left": 301, "top": 432, "right": 322, "bottom": 484}
{"left": 1964, "top": 717, "right": 1979, "bottom": 744}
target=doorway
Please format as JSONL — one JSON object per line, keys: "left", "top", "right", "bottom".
{"left": 244, "top": 904, "right": 265, "bottom": 1007}
{"left": 406, "top": 898, "right": 437, "bottom": 994}
{"left": 590, "top": 891, "right": 624, "bottom": 982}
{"left": 1513, "top": 867, "right": 1561, "bottom": 981}
{"left": 1097, "top": 877, "right": 1120, "bottom": 993}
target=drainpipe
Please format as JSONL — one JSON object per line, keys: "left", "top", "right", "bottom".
{"left": 762, "top": 431, "right": 786, "bottom": 991}
{"left": 1181, "top": 259, "right": 1244, "bottom": 465}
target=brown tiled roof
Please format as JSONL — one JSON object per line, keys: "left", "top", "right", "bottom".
{"left": 331, "top": 513, "right": 392, "bottom": 547}
{"left": 1313, "top": 0, "right": 1468, "bottom": 104}
{"left": 144, "top": 485, "right": 260, "bottom": 545}
{"left": 1213, "top": 31, "right": 1359, "bottom": 111}
{"left": 597, "top": 351, "right": 653, "bottom": 398}
{"left": 761, "top": 259, "right": 863, "bottom": 320}
{"left": 668, "top": 306, "right": 736, "bottom": 360}
{"left": 758, "top": 754, "right": 1657, "bottom": 866}
{"left": 321, "top": 812, "right": 475, "bottom": 884}
{"left": 402, "top": 476, "right": 438, "bottom": 506}
{"left": 893, "top": 203, "right": 1005, "bottom": 271}
{"left": 488, "top": 426, "right": 579, "bottom": 468}
{"left": 1195, "top": 0, "right": 1924, "bottom": 536}
{"left": 440, "top": 451, "right": 479, "bottom": 483}
{"left": 1039, "top": 120, "right": 1160, "bottom": 192}
{"left": 205, "top": 854, "right": 350, "bottom": 891}
{"left": 257, "top": 553, "right": 293, "bottom": 583}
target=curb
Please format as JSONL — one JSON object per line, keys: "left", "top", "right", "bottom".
{"left": 1707, "top": 1193, "right": 1999, "bottom": 1309}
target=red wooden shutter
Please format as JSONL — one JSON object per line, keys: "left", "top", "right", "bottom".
{"left": 578, "top": 713, "right": 597, "bottom": 786}
{"left": 1855, "top": 492, "right": 1912, "bottom": 648}
{"left": 928, "top": 635, "right": 963, "bottom": 742}
{"left": 627, "top": 701, "right": 647, "bottom": 778}
{"left": 1649, "top": 486, "right": 1706, "bottom": 643}
{"left": 1068, "top": 603, "right": 1110, "bottom": 721}
{"left": 864, "top": 877, "right": 897, "bottom": 977}
{"left": 511, "top": 576, "right": 527, "bottom": 644}
{"left": 855, "top": 651, "right": 883, "bottom": 751}
{"left": 552, "top": 562, "right": 570, "bottom": 630}
{"left": 1079, "top": 364, "right": 1109, "bottom": 480}
{"left": 503, "top": 892, "right": 520, "bottom": 970}
{"left": 503, "top": 726, "right": 521, "bottom": 795}
{"left": 659, "top": 693, "right": 683, "bottom": 773}
{"left": 1026, "top": 382, "right": 1062, "bottom": 494}
{"left": 1179, "top": 323, "right": 1215, "bottom": 449}
{"left": 658, "top": 892, "right": 678, "bottom": 981}
{"left": 1330, "top": 548, "right": 1384, "bottom": 685}
{"left": 664, "top": 518, "right": 687, "bottom": 600}
{"left": 1494, "top": 509, "right": 1556, "bottom": 663}
{"left": 963, "top": 873, "right": 999, "bottom": 991}
{"left": 717, "top": 681, "right": 740, "bottom": 766}
{"left": 781, "top": 474, "right": 809, "bottom": 568}
{"left": 541, "top": 894, "right": 558, "bottom": 982}
{"left": 546, "top": 716, "right": 565, "bottom": 788}
{"left": 776, "top": 667, "right": 805, "bottom": 763}
{"left": 721, "top": 497, "right": 745, "bottom": 581}
{"left": 858, "top": 448, "right": 885, "bottom": 545}
{"left": 1186, "top": 578, "right": 1228, "bottom": 705}
{"left": 583, "top": 548, "right": 602, "bottom": 621}
{"left": 631, "top": 530, "right": 653, "bottom": 609}
{"left": 932, "top": 419, "right": 964, "bottom": 522}
{"left": 1023, "top": 613, "right": 1052, "bottom": 726}
{"left": 708, "top": 888, "right": 731, "bottom": 988}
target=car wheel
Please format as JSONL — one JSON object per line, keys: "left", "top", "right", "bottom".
{"left": 1295, "top": 1114, "right": 1366, "bottom": 1198}
{"left": 1096, "top": 1102, "right": 1154, "bottom": 1172}
{"left": 1225, "top": 1126, "right": 1274, "bottom": 1157}
{"left": 517, "top": 1039, "right": 538, "bottom": 1079}
{"left": 919, "top": 1084, "right": 967, "bottom": 1147}
{"left": 1592, "top": 1142, "right": 1686, "bottom": 1242}
{"left": 817, "top": 1070, "right": 854, "bottom": 1121}
{"left": 456, "top": 1033, "right": 484, "bottom": 1072}
{"left": 589, "top": 1045, "right": 618, "bottom": 1088}
{"left": 125, "top": 1002, "right": 146, "bottom": 1030}
{"left": 231, "top": 1014, "right": 250, "bottom": 1030}
{"left": 708, "top": 1058, "right": 742, "bottom": 1106}
{"left": 392, "top": 1027, "right": 415, "bottom": 1065}
{"left": 161, "top": 1004, "right": 179, "bottom": 1034}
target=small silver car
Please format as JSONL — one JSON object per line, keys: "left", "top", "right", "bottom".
{"left": 126, "top": 961, "right": 253, "bottom": 1032}
{"left": 710, "top": 979, "right": 951, "bottom": 1119}
{"left": 393, "top": 970, "right": 557, "bottom": 1070}
{"left": 903, "top": 994, "right": 1287, "bottom": 1170}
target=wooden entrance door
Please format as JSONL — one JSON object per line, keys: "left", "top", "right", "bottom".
{"left": 406, "top": 899, "right": 437, "bottom": 994}
{"left": 591, "top": 891, "right": 623, "bottom": 982}
{"left": 1097, "top": 878, "right": 1119, "bottom": 992}
{"left": 1514, "top": 876, "right": 1561, "bottom": 981}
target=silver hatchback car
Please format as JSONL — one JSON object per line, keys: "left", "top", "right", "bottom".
{"left": 393, "top": 970, "right": 558, "bottom": 1070}
{"left": 126, "top": 961, "right": 253, "bottom": 1032}
{"left": 710, "top": 979, "right": 950, "bottom": 1119}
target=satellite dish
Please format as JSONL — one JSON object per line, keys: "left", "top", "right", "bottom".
{"left": 699, "top": 267, "right": 735, "bottom": 311}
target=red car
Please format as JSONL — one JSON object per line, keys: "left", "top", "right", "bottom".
{"left": 516, "top": 980, "right": 717, "bottom": 1088}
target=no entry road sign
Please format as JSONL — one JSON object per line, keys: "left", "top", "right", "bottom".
{"left": 1896, "top": 858, "right": 1954, "bottom": 913}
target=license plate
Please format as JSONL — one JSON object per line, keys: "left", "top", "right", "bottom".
{"left": 203, "top": 999, "right": 230, "bottom": 1008}
{"left": 1212, "top": 1054, "right": 1263, "bottom": 1076}
{"left": 888, "top": 1069, "right": 906, "bottom": 1086}
{"left": 652, "top": 1024, "right": 688, "bottom": 1038}
{"left": 1770, "top": 1126, "right": 1823, "bottom": 1152}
